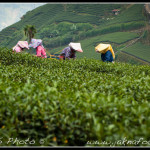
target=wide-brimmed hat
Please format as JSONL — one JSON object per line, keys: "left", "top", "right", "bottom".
{"left": 29, "top": 39, "right": 43, "bottom": 48}
{"left": 95, "top": 43, "right": 115, "bottom": 59}
{"left": 69, "top": 42, "right": 83, "bottom": 52}
{"left": 95, "top": 43, "right": 110, "bottom": 53}
{"left": 17, "top": 41, "right": 29, "bottom": 49}
{"left": 13, "top": 41, "right": 29, "bottom": 51}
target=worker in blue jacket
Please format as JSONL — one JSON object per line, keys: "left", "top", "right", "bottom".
{"left": 95, "top": 43, "right": 115, "bottom": 63}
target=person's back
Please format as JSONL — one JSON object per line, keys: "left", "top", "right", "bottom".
{"left": 13, "top": 46, "right": 22, "bottom": 53}
{"left": 13, "top": 41, "right": 29, "bottom": 53}
{"left": 95, "top": 43, "right": 115, "bottom": 63}
{"left": 36, "top": 45, "right": 47, "bottom": 58}
{"left": 29, "top": 39, "right": 47, "bottom": 58}
{"left": 60, "top": 46, "right": 76, "bottom": 60}
{"left": 101, "top": 50, "right": 113, "bottom": 62}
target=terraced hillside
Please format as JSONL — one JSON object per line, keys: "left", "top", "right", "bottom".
{"left": 0, "top": 4, "right": 123, "bottom": 47}
{"left": 0, "top": 3, "right": 149, "bottom": 64}
{"left": 122, "top": 42, "right": 150, "bottom": 63}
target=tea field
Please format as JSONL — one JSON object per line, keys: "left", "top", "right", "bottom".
{"left": 49, "top": 31, "right": 141, "bottom": 60}
{"left": 0, "top": 48, "right": 150, "bottom": 147}
{"left": 122, "top": 42, "right": 150, "bottom": 63}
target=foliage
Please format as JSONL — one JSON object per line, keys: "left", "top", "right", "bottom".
{"left": 0, "top": 4, "right": 148, "bottom": 65}
{"left": 116, "top": 51, "right": 150, "bottom": 65}
{"left": 106, "top": 4, "right": 146, "bottom": 25}
{"left": 24, "top": 25, "right": 37, "bottom": 43}
{"left": 80, "top": 21, "right": 145, "bottom": 40}
{"left": 0, "top": 4, "right": 146, "bottom": 48}
{"left": 0, "top": 48, "right": 150, "bottom": 146}
{"left": 122, "top": 42, "right": 150, "bottom": 62}
{"left": 48, "top": 31, "right": 140, "bottom": 60}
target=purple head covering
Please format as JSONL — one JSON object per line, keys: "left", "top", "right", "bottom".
{"left": 29, "top": 38, "right": 44, "bottom": 48}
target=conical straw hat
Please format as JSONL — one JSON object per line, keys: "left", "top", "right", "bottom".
{"left": 69, "top": 42, "right": 83, "bottom": 52}
{"left": 95, "top": 43, "right": 110, "bottom": 52}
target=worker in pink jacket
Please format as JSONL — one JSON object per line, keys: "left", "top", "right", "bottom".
{"left": 29, "top": 39, "right": 47, "bottom": 58}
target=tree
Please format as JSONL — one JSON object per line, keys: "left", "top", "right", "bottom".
{"left": 63, "top": 4, "right": 67, "bottom": 12}
{"left": 24, "top": 25, "right": 37, "bottom": 43}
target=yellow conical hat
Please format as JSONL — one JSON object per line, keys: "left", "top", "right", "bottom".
{"left": 95, "top": 43, "right": 115, "bottom": 59}
{"left": 95, "top": 43, "right": 110, "bottom": 52}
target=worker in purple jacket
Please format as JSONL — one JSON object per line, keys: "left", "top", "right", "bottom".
{"left": 59, "top": 42, "right": 83, "bottom": 60}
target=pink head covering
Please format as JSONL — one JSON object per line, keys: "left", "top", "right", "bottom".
{"left": 13, "top": 41, "right": 29, "bottom": 52}
{"left": 17, "top": 41, "right": 29, "bottom": 49}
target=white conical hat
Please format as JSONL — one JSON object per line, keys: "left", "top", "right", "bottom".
{"left": 95, "top": 43, "right": 110, "bottom": 52}
{"left": 69, "top": 42, "right": 83, "bottom": 52}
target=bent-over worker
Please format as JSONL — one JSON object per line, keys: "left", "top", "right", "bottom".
{"left": 95, "top": 43, "right": 115, "bottom": 63}
{"left": 13, "top": 41, "right": 29, "bottom": 53}
{"left": 59, "top": 42, "right": 83, "bottom": 60}
{"left": 29, "top": 38, "right": 47, "bottom": 58}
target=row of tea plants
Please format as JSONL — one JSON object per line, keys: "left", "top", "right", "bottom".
{"left": 0, "top": 48, "right": 150, "bottom": 147}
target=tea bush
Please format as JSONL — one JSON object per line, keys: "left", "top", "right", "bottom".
{"left": 0, "top": 48, "right": 150, "bottom": 147}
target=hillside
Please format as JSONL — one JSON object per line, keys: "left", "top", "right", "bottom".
{"left": 0, "top": 48, "right": 150, "bottom": 146}
{"left": 0, "top": 3, "right": 149, "bottom": 65}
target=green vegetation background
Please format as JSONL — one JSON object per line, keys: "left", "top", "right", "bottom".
{"left": 0, "top": 4, "right": 150, "bottom": 146}
{"left": 0, "top": 4, "right": 149, "bottom": 64}
{"left": 0, "top": 48, "right": 150, "bottom": 146}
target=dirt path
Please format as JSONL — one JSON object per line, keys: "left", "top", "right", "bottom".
{"left": 145, "top": 4, "right": 150, "bottom": 13}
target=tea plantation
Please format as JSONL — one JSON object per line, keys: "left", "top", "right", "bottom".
{"left": 122, "top": 42, "right": 150, "bottom": 62}
{"left": 0, "top": 48, "right": 150, "bottom": 147}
